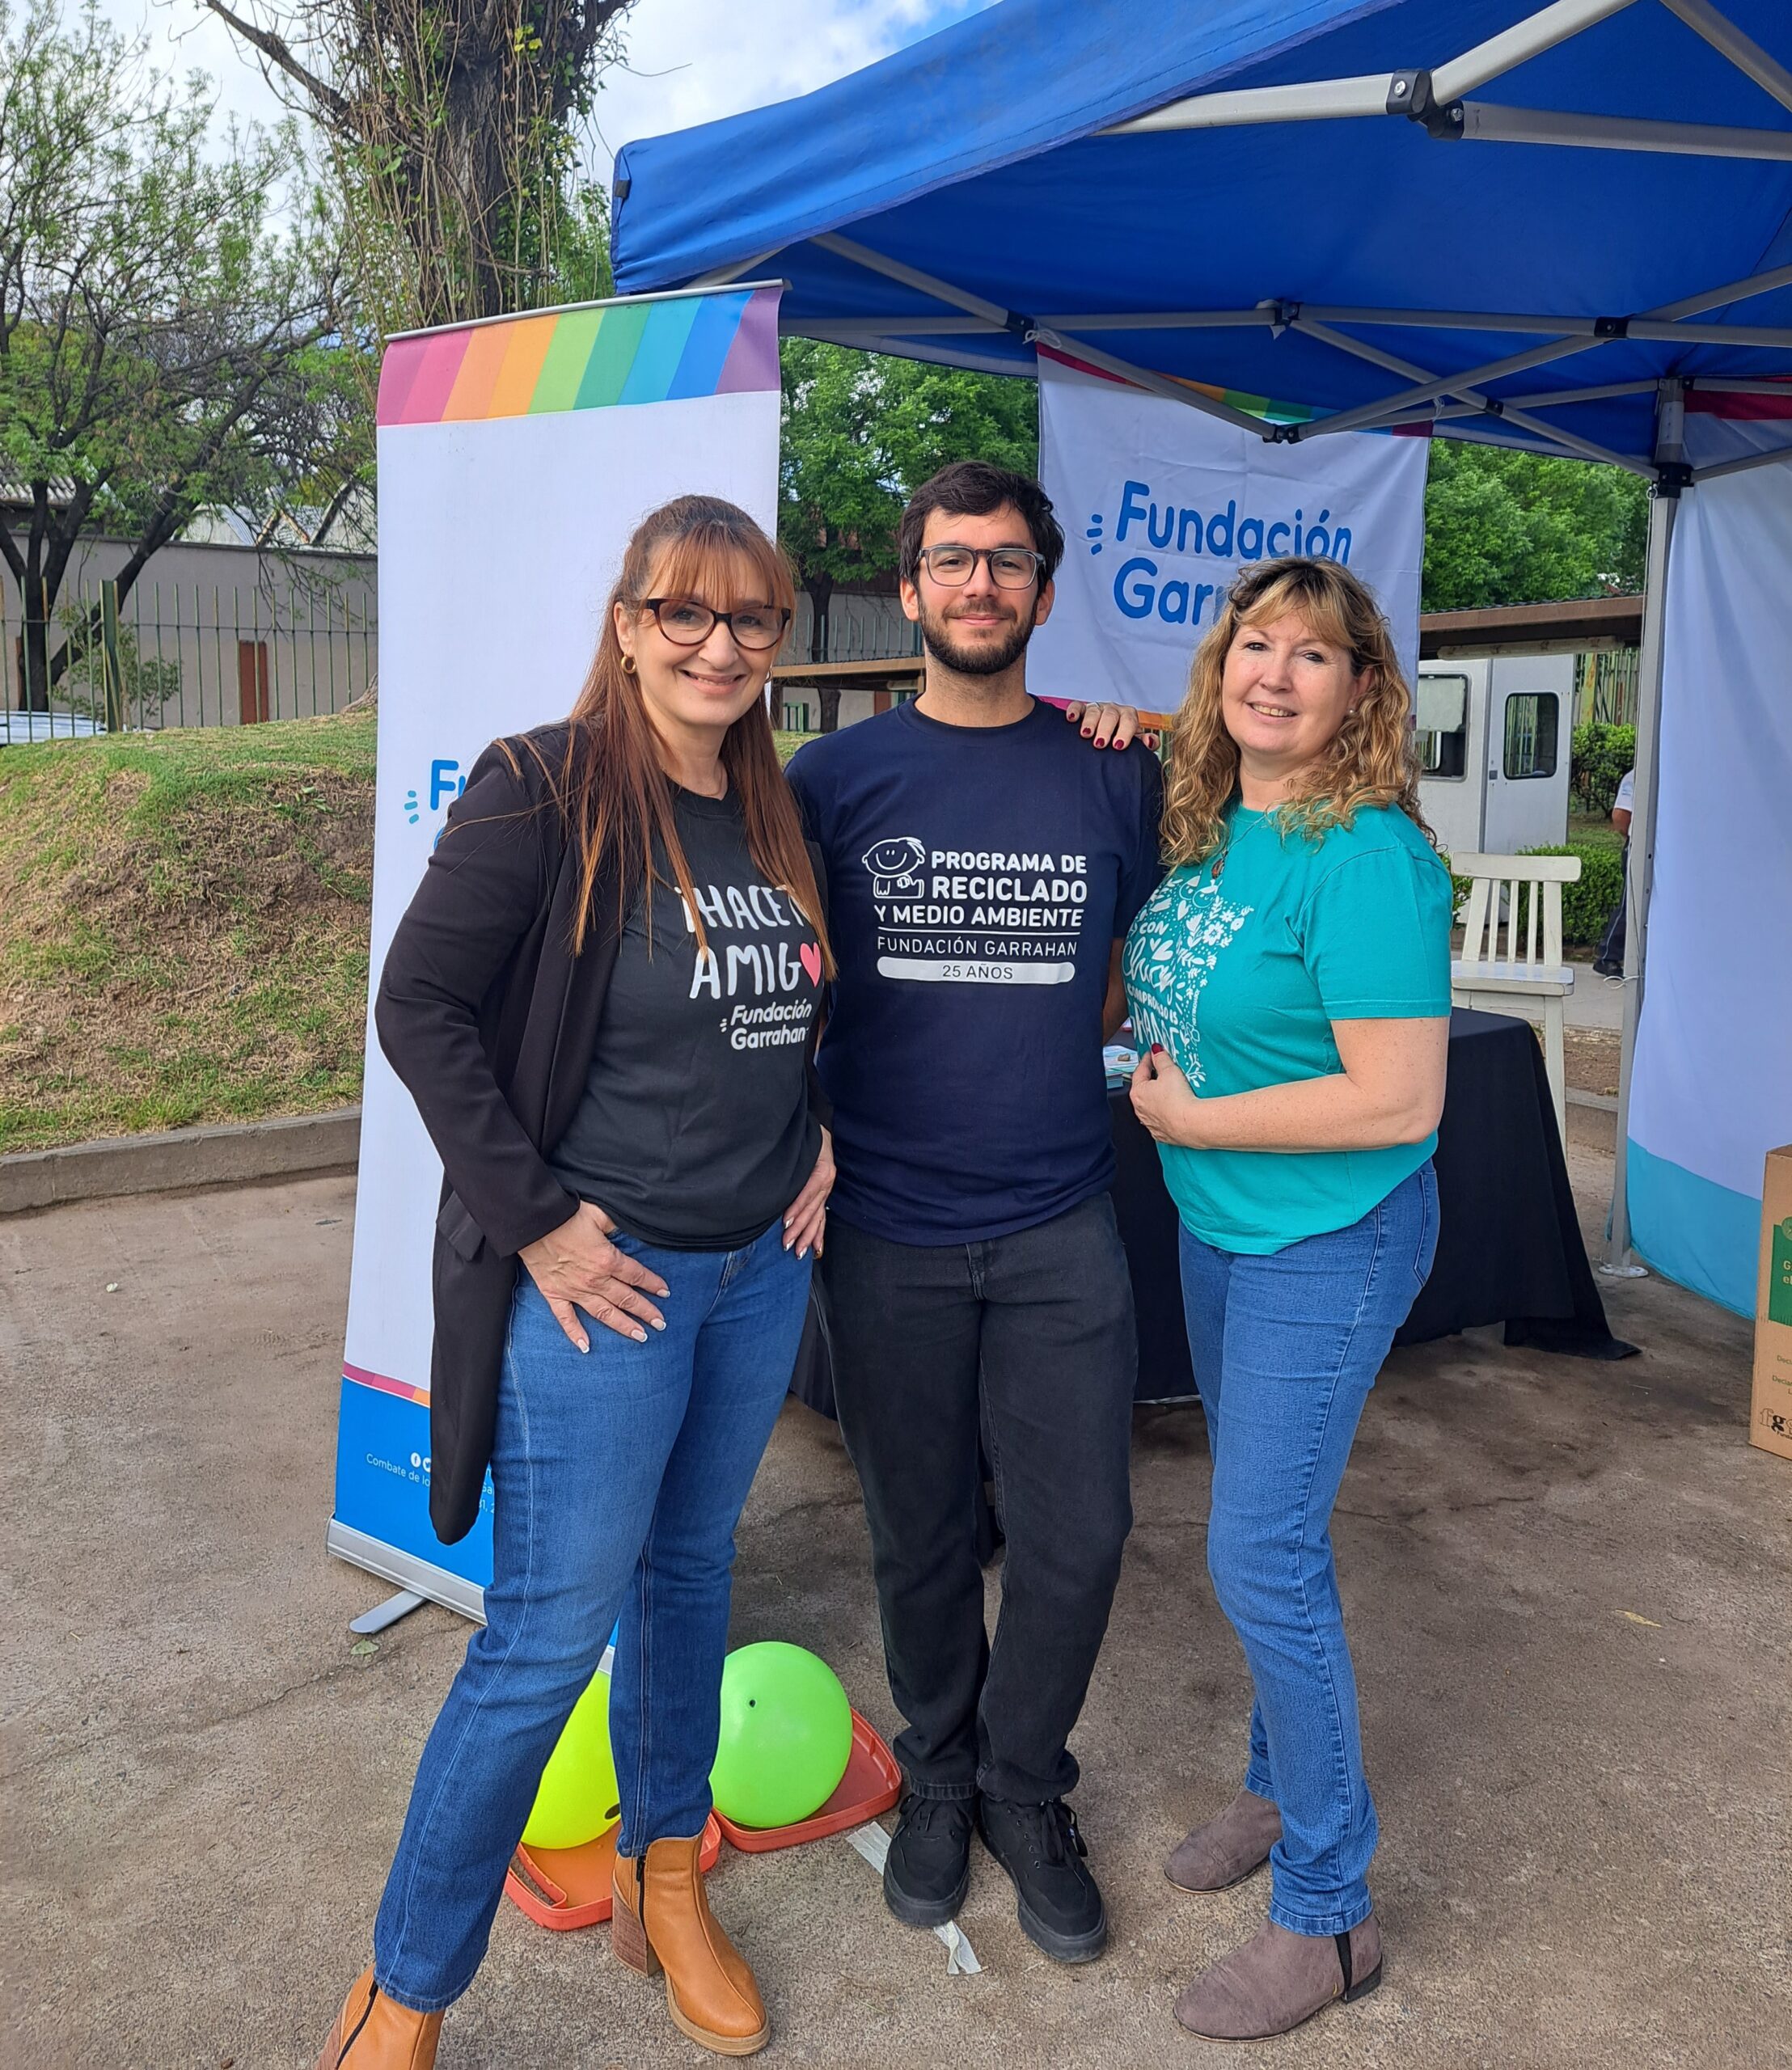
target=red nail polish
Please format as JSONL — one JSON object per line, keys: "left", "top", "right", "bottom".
{"left": 1081, "top": 728, "right": 1092, "bottom": 737}
{"left": 1152, "top": 1043, "right": 1165, "bottom": 1055}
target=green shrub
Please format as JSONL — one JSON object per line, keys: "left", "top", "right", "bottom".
{"left": 1446, "top": 842, "right": 1625, "bottom": 948}
{"left": 1570, "top": 720, "right": 1635, "bottom": 817}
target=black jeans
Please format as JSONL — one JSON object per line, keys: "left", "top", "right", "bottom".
{"left": 821, "top": 1193, "right": 1137, "bottom": 1805}
{"left": 1595, "top": 840, "right": 1629, "bottom": 972}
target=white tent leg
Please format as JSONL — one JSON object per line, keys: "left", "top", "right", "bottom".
{"left": 1604, "top": 388, "right": 1684, "bottom": 1271}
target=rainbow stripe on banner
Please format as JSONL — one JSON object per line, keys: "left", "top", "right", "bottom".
{"left": 377, "top": 286, "right": 781, "bottom": 428}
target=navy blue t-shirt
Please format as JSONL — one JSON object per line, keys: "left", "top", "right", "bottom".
{"left": 787, "top": 699, "right": 1163, "bottom": 1244}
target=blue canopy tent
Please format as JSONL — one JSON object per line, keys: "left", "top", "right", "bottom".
{"left": 611, "top": 0, "right": 1792, "bottom": 1303}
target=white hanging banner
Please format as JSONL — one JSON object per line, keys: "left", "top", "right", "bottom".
{"left": 1628, "top": 454, "right": 1792, "bottom": 1316}
{"left": 1030, "top": 348, "right": 1428, "bottom": 720}
{"left": 332, "top": 285, "right": 784, "bottom": 1617}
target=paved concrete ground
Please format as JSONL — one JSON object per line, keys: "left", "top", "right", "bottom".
{"left": 5, "top": 1158, "right": 1789, "bottom": 2070}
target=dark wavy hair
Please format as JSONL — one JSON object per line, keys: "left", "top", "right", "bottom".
{"left": 896, "top": 461, "right": 1066, "bottom": 588}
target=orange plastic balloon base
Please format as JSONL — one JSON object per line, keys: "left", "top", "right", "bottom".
{"left": 714, "top": 1709, "right": 902, "bottom": 1854}
{"left": 505, "top": 1814, "right": 724, "bottom": 1932}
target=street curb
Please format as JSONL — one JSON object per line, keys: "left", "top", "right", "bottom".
{"left": 0, "top": 1107, "right": 361, "bottom": 1215}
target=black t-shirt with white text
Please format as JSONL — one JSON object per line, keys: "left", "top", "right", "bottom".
{"left": 547, "top": 785, "right": 822, "bottom": 1249}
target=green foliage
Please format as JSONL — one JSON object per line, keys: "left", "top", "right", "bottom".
{"left": 779, "top": 339, "right": 1038, "bottom": 612}
{"left": 0, "top": 0, "right": 366, "bottom": 703}
{"left": 53, "top": 606, "right": 183, "bottom": 726}
{"left": 1570, "top": 722, "right": 1636, "bottom": 817}
{"left": 1421, "top": 441, "right": 1649, "bottom": 611}
{"left": 1520, "top": 843, "right": 1625, "bottom": 945}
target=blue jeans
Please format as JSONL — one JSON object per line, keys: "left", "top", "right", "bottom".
{"left": 1178, "top": 1163, "right": 1438, "bottom": 1937}
{"left": 372, "top": 1223, "right": 810, "bottom": 2013}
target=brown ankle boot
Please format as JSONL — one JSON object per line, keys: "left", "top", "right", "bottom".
{"left": 1164, "top": 1788, "right": 1282, "bottom": 1892}
{"left": 315, "top": 1966, "right": 442, "bottom": 2070}
{"left": 612, "top": 1837, "right": 769, "bottom": 2058}
{"left": 1174, "top": 1913, "right": 1383, "bottom": 2041}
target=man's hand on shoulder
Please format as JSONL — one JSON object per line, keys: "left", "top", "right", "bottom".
{"left": 1061, "top": 701, "right": 1160, "bottom": 753}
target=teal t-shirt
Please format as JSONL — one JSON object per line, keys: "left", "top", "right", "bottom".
{"left": 1122, "top": 801, "right": 1452, "bottom": 1254}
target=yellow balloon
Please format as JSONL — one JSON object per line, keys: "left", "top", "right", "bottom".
{"left": 523, "top": 1668, "right": 620, "bottom": 1850}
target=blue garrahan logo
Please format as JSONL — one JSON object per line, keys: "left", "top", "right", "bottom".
{"left": 404, "top": 758, "right": 467, "bottom": 848}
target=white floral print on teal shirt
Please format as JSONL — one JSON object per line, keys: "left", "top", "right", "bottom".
{"left": 1122, "top": 872, "right": 1253, "bottom": 1091}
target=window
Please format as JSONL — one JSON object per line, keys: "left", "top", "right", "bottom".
{"left": 1503, "top": 691, "right": 1559, "bottom": 779}
{"left": 1413, "top": 673, "right": 1468, "bottom": 780}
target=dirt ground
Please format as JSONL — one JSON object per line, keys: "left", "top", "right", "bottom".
{"left": 4, "top": 1147, "right": 1789, "bottom": 2070}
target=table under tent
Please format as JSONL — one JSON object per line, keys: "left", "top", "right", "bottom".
{"left": 611, "top": 0, "right": 1792, "bottom": 1317}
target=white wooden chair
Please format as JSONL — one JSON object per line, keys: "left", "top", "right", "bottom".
{"left": 1448, "top": 851, "right": 1583, "bottom": 1140}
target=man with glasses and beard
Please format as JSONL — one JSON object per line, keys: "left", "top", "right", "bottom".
{"left": 787, "top": 463, "right": 1162, "bottom": 1966}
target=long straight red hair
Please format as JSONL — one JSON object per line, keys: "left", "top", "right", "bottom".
{"left": 513, "top": 496, "right": 832, "bottom": 970}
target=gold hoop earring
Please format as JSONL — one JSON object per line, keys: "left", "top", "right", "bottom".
{"left": 621, "top": 653, "right": 636, "bottom": 675}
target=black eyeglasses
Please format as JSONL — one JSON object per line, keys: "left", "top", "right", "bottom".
{"left": 916, "top": 545, "right": 1046, "bottom": 589}
{"left": 643, "top": 597, "right": 792, "bottom": 652}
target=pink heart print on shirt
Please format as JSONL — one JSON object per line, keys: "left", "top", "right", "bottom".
{"left": 799, "top": 941, "right": 823, "bottom": 986}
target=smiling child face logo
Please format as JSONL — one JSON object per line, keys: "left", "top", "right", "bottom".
{"left": 863, "top": 835, "right": 928, "bottom": 900}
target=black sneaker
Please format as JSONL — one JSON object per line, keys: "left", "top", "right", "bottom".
{"left": 882, "top": 1793, "right": 973, "bottom": 1928}
{"left": 976, "top": 1794, "right": 1108, "bottom": 1963}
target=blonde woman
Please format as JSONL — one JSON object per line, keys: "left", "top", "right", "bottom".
{"left": 1123, "top": 558, "right": 1451, "bottom": 2043}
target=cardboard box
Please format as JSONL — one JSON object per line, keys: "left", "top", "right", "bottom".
{"left": 1752, "top": 1143, "right": 1792, "bottom": 1463}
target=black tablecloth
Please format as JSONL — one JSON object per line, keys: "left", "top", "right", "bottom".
{"left": 1393, "top": 1008, "right": 1635, "bottom": 1360}
{"left": 792, "top": 1007, "right": 1634, "bottom": 1417}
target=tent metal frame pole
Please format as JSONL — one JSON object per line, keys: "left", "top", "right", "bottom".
{"left": 1502, "top": 378, "right": 1662, "bottom": 406}
{"left": 809, "top": 230, "right": 1018, "bottom": 330}
{"left": 1296, "top": 260, "right": 1792, "bottom": 441}
{"left": 1291, "top": 316, "right": 1657, "bottom": 472}
{"left": 1102, "top": 0, "right": 1640, "bottom": 136}
{"left": 1295, "top": 333, "right": 1603, "bottom": 439}
{"left": 687, "top": 251, "right": 782, "bottom": 289}
{"left": 1605, "top": 380, "right": 1684, "bottom": 1273}
{"left": 1689, "top": 372, "right": 1792, "bottom": 391}
{"left": 804, "top": 232, "right": 1278, "bottom": 438}
{"left": 1456, "top": 101, "right": 1792, "bottom": 159}
{"left": 1027, "top": 328, "right": 1276, "bottom": 437}
{"left": 1105, "top": 74, "right": 1394, "bottom": 135}
{"left": 1658, "top": 0, "right": 1792, "bottom": 116}
{"left": 1304, "top": 261, "right": 1792, "bottom": 331}
{"left": 1690, "top": 441, "right": 1792, "bottom": 483}
{"left": 1430, "top": 0, "right": 1642, "bottom": 100}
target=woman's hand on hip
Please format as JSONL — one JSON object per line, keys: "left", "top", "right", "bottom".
{"left": 783, "top": 1127, "right": 835, "bottom": 1261}
{"left": 1130, "top": 1045, "right": 1204, "bottom": 1147}
{"left": 518, "top": 1202, "right": 670, "bottom": 1352}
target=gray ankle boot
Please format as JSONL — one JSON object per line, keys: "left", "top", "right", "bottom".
{"left": 1163, "top": 1788, "right": 1282, "bottom": 1892}
{"left": 1174, "top": 1914, "right": 1383, "bottom": 2040}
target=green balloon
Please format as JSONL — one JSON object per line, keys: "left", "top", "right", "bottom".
{"left": 523, "top": 1667, "right": 620, "bottom": 1851}
{"left": 711, "top": 1642, "right": 853, "bottom": 1829}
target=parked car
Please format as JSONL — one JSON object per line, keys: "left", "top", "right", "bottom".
{"left": 0, "top": 712, "right": 106, "bottom": 747}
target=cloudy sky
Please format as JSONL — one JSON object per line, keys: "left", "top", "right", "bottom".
{"left": 101, "top": 0, "right": 995, "bottom": 172}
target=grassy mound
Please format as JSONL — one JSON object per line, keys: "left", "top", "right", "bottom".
{"left": 0, "top": 712, "right": 377, "bottom": 1154}
{"left": 1, "top": 716, "right": 818, "bottom": 1155}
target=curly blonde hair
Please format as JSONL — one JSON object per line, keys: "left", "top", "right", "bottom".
{"left": 1160, "top": 556, "right": 1434, "bottom": 868}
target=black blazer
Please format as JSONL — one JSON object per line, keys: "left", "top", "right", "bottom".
{"left": 374, "top": 722, "right": 828, "bottom": 1544}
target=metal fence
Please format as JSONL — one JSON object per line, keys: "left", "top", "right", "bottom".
{"left": 2, "top": 572, "right": 378, "bottom": 736}
{"left": 1573, "top": 647, "right": 1641, "bottom": 727}
{"left": 783, "top": 591, "right": 920, "bottom": 669}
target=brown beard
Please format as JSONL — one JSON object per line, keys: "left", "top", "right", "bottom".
{"left": 915, "top": 593, "right": 1039, "bottom": 677}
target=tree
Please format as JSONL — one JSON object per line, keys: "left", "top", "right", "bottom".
{"left": 0, "top": 0, "right": 361, "bottom": 710}
{"left": 1421, "top": 439, "right": 1648, "bottom": 612}
{"left": 203, "top": 0, "right": 633, "bottom": 328}
{"left": 779, "top": 340, "right": 1038, "bottom": 728}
